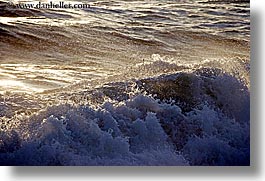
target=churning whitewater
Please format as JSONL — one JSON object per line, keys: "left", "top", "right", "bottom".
{"left": 0, "top": 0, "right": 250, "bottom": 165}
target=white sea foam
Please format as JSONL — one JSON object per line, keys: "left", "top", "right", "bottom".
{"left": 0, "top": 65, "right": 250, "bottom": 165}
{"left": 0, "top": 0, "right": 250, "bottom": 166}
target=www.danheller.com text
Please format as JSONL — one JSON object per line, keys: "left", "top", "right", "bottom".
{"left": 8, "top": 1, "right": 91, "bottom": 9}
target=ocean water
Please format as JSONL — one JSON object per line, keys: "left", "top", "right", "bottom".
{"left": 0, "top": 0, "right": 250, "bottom": 165}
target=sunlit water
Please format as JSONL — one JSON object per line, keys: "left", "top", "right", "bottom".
{"left": 0, "top": 0, "right": 249, "bottom": 93}
{"left": 0, "top": 0, "right": 250, "bottom": 166}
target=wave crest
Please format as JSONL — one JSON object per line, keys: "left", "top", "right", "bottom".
{"left": 0, "top": 66, "right": 250, "bottom": 165}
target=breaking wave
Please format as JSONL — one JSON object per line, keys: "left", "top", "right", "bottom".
{"left": 0, "top": 0, "right": 250, "bottom": 166}
{"left": 0, "top": 60, "right": 250, "bottom": 166}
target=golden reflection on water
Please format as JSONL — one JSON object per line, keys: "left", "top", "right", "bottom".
{"left": 0, "top": 79, "right": 24, "bottom": 88}
{"left": 0, "top": 79, "right": 44, "bottom": 93}
{"left": 0, "top": 0, "right": 250, "bottom": 94}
